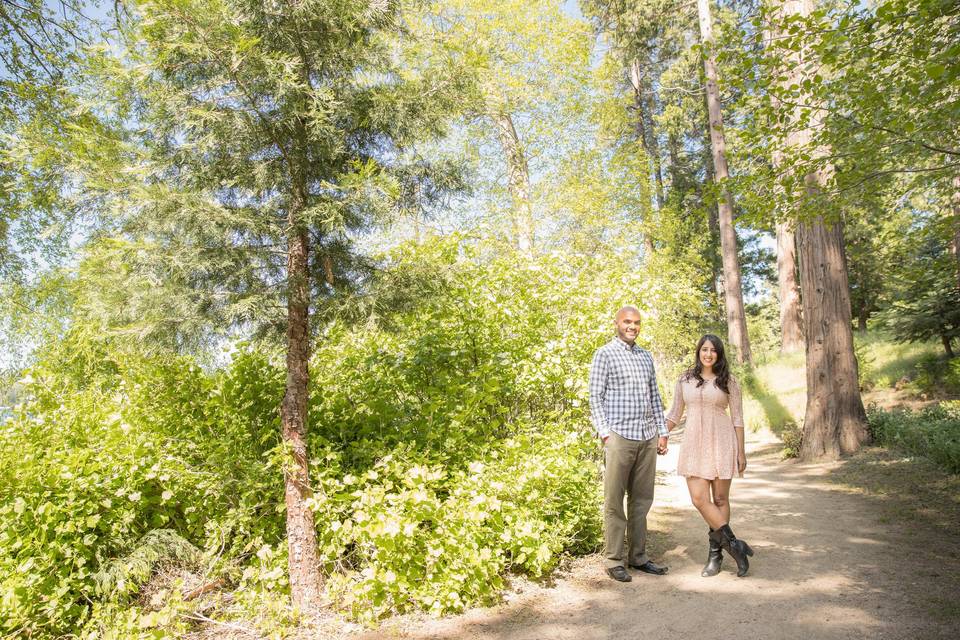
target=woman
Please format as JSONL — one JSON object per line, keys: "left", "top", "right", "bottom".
{"left": 664, "top": 334, "right": 754, "bottom": 577}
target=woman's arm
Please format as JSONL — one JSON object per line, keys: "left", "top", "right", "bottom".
{"left": 664, "top": 378, "right": 685, "bottom": 432}
{"left": 736, "top": 427, "right": 746, "bottom": 476}
{"left": 730, "top": 377, "right": 746, "bottom": 475}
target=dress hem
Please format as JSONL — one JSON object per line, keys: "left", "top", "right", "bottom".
{"left": 678, "top": 472, "right": 735, "bottom": 480}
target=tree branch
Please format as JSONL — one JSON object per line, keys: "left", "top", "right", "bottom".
{"left": 775, "top": 99, "right": 960, "bottom": 158}
{"left": 833, "top": 162, "right": 960, "bottom": 195}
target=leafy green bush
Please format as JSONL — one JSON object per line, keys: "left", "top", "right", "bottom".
{"left": 854, "top": 339, "right": 876, "bottom": 391}
{"left": 314, "top": 426, "right": 601, "bottom": 622}
{"left": 909, "top": 354, "right": 960, "bottom": 397}
{"left": 866, "top": 402, "right": 960, "bottom": 474}
{"left": 779, "top": 422, "right": 804, "bottom": 459}
{"left": 0, "top": 345, "right": 286, "bottom": 637}
{"left": 0, "top": 237, "right": 710, "bottom": 636}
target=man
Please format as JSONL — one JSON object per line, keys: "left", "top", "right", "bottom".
{"left": 589, "top": 305, "right": 670, "bottom": 582}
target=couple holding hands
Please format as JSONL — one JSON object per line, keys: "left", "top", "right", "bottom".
{"left": 589, "top": 306, "right": 755, "bottom": 582}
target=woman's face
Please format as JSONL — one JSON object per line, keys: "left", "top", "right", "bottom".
{"left": 698, "top": 340, "right": 718, "bottom": 369}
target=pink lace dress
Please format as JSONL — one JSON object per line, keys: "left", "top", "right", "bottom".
{"left": 665, "top": 376, "right": 744, "bottom": 480}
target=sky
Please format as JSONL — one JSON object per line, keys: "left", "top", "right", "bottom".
{"left": 562, "top": 0, "right": 586, "bottom": 19}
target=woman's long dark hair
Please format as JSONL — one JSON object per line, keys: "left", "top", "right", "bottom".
{"left": 682, "top": 334, "right": 731, "bottom": 394}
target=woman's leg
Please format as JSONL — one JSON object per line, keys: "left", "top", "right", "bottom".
{"left": 710, "top": 478, "right": 731, "bottom": 525}
{"left": 704, "top": 478, "right": 753, "bottom": 577}
{"left": 686, "top": 477, "right": 726, "bottom": 530}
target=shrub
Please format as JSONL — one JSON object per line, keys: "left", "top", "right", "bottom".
{"left": 866, "top": 402, "right": 960, "bottom": 474}
{"left": 316, "top": 426, "right": 601, "bottom": 622}
{"left": 909, "top": 354, "right": 960, "bottom": 397}
{"left": 779, "top": 422, "right": 804, "bottom": 459}
{"left": 0, "top": 347, "right": 286, "bottom": 637}
{"left": 854, "top": 339, "right": 876, "bottom": 391}
{"left": 0, "top": 237, "right": 712, "bottom": 635}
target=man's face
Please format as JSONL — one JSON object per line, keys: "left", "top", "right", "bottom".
{"left": 615, "top": 309, "right": 641, "bottom": 344}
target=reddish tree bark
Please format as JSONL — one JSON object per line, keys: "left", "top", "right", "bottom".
{"left": 796, "top": 209, "right": 868, "bottom": 458}
{"left": 777, "top": 222, "right": 805, "bottom": 351}
{"left": 281, "top": 119, "right": 323, "bottom": 609}
{"left": 765, "top": 2, "right": 807, "bottom": 353}
{"left": 772, "top": 0, "right": 868, "bottom": 458}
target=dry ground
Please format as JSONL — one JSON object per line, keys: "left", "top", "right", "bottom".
{"left": 332, "top": 426, "right": 960, "bottom": 640}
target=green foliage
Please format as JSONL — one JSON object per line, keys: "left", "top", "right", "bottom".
{"left": 92, "top": 529, "right": 203, "bottom": 599}
{"left": 882, "top": 285, "right": 960, "bottom": 358}
{"left": 0, "top": 234, "right": 709, "bottom": 636}
{"left": 854, "top": 338, "right": 875, "bottom": 391}
{"left": 0, "top": 1, "right": 100, "bottom": 282}
{"left": 52, "top": 0, "right": 465, "bottom": 352}
{"left": 744, "top": 293, "right": 782, "bottom": 362}
{"left": 0, "top": 344, "right": 286, "bottom": 636}
{"left": 303, "top": 237, "right": 702, "bottom": 621}
{"left": 855, "top": 331, "right": 943, "bottom": 390}
{"left": 907, "top": 355, "right": 960, "bottom": 397}
{"left": 876, "top": 212, "right": 960, "bottom": 357}
{"left": 866, "top": 402, "right": 960, "bottom": 474}
{"left": 779, "top": 422, "right": 804, "bottom": 459}
{"left": 733, "top": 0, "right": 960, "bottom": 219}
{"left": 316, "top": 427, "right": 600, "bottom": 623}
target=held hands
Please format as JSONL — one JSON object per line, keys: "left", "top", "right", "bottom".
{"left": 603, "top": 434, "right": 670, "bottom": 455}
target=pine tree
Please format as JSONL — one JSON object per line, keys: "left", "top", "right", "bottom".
{"left": 75, "top": 0, "right": 461, "bottom": 610}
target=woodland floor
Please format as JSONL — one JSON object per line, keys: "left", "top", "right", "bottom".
{"left": 190, "top": 385, "right": 960, "bottom": 640}
{"left": 327, "top": 423, "right": 960, "bottom": 640}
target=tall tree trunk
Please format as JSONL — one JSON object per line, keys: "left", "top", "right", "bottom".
{"left": 765, "top": 2, "right": 807, "bottom": 353}
{"left": 701, "top": 84, "right": 722, "bottom": 297}
{"left": 629, "top": 58, "right": 661, "bottom": 255}
{"left": 629, "top": 58, "right": 665, "bottom": 210}
{"left": 951, "top": 175, "right": 960, "bottom": 290}
{"left": 493, "top": 111, "right": 534, "bottom": 253}
{"left": 697, "top": 0, "right": 752, "bottom": 365}
{"left": 796, "top": 211, "right": 868, "bottom": 458}
{"left": 772, "top": 0, "right": 868, "bottom": 458}
{"left": 281, "top": 94, "right": 323, "bottom": 607}
{"left": 942, "top": 335, "right": 955, "bottom": 358}
{"left": 706, "top": 172, "right": 722, "bottom": 297}
{"left": 777, "top": 222, "right": 805, "bottom": 350}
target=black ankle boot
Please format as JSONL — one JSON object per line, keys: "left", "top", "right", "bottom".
{"left": 709, "top": 524, "right": 754, "bottom": 577}
{"left": 701, "top": 529, "right": 722, "bottom": 577}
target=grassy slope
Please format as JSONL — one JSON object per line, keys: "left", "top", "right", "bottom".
{"left": 740, "top": 330, "right": 954, "bottom": 436}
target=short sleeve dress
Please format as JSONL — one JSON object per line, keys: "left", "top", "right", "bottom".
{"left": 665, "top": 375, "right": 745, "bottom": 480}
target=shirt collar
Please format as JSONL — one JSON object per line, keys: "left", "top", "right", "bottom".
{"left": 612, "top": 336, "right": 640, "bottom": 352}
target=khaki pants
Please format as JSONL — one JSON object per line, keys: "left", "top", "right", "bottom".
{"left": 603, "top": 431, "right": 658, "bottom": 569}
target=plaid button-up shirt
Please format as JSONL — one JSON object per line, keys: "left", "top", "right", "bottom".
{"left": 589, "top": 337, "right": 668, "bottom": 441}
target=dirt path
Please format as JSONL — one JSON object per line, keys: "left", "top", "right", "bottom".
{"left": 350, "top": 427, "right": 960, "bottom": 640}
